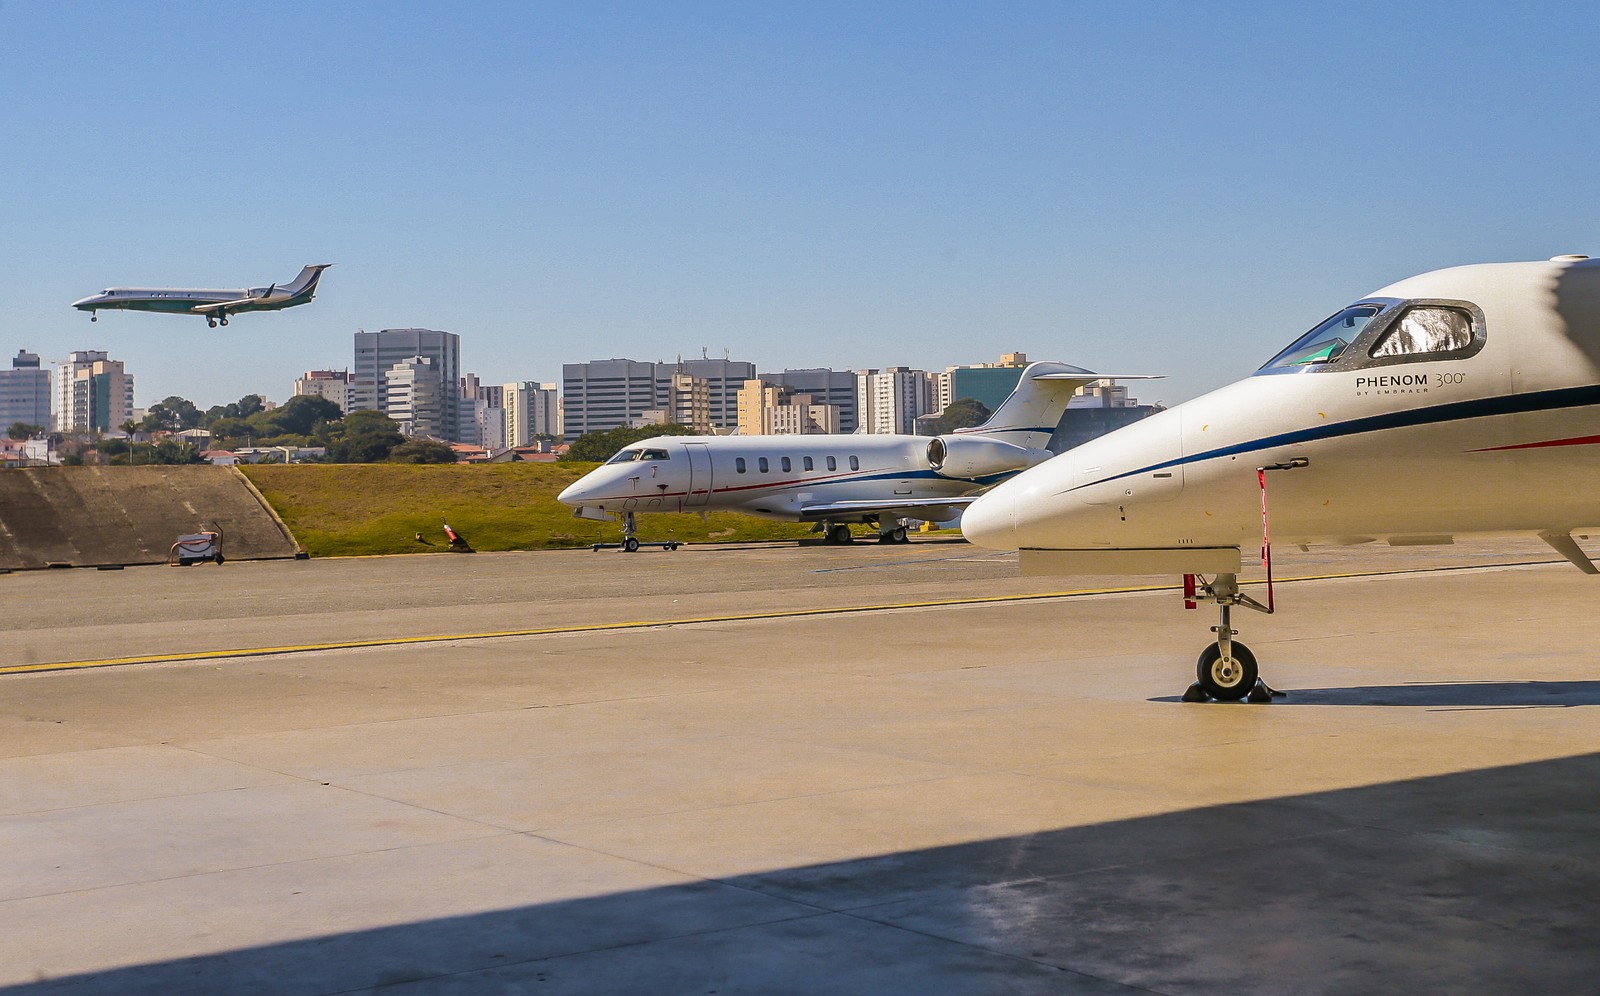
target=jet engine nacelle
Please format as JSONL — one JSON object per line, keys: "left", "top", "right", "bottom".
{"left": 927, "top": 435, "right": 1051, "bottom": 480}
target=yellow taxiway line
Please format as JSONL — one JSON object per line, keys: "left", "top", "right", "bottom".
{"left": 1, "top": 561, "right": 1553, "bottom": 677}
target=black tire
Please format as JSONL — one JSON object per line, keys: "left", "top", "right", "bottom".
{"left": 828, "top": 524, "right": 853, "bottom": 545}
{"left": 623, "top": 537, "right": 640, "bottom": 553}
{"left": 892, "top": 527, "right": 908, "bottom": 543}
{"left": 1196, "top": 642, "right": 1258, "bottom": 701}
{"left": 214, "top": 554, "right": 225, "bottom": 565}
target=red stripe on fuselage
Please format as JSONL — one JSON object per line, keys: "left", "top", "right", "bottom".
{"left": 1471, "top": 434, "right": 1600, "bottom": 452}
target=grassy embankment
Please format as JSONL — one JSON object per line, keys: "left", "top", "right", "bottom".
{"left": 242, "top": 463, "right": 815, "bottom": 558}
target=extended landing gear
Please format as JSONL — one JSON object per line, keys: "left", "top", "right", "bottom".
{"left": 876, "top": 515, "right": 910, "bottom": 544}
{"left": 823, "top": 521, "right": 854, "bottom": 545}
{"left": 591, "top": 511, "right": 679, "bottom": 553}
{"left": 90, "top": 312, "right": 98, "bottom": 322}
{"left": 1181, "top": 572, "right": 1282, "bottom": 704}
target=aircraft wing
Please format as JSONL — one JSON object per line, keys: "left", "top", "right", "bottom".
{"left": 795, "top": 496, "right": 981, "bottom": 520}
{"left": 190, "top": 298, "right": 256, "bottom": 315}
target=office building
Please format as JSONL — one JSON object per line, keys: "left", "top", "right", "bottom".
{"left": 736, "top": 379, "right": 840, "bottom": 435}
{"left": 936, "top": 352, "right": 1031, "bottom": 414}
{"left": 352, "top": 329, "right": 462, "bottom": 440}
{"left": 0, "top": 350, "right": 51, "bottom": 431}
{"left": 560, "top": 357, "right": 755, "bottom": 441}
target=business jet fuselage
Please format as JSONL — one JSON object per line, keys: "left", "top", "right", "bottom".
{"left": 72, "top": 264, "right": 331, "bottom": 327}
{"left": 962, "top": 255, "right": 1600, "bottom": 700}
{"left": 559, "top": 361, "right": 1134, "bottom": 550}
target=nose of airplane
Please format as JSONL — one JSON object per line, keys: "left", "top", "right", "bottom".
{"left": 960, "top": 485, "right": 1016, "bottom": 550}
{"left": 556, "top": 480, "right": 585, "bottom": 506}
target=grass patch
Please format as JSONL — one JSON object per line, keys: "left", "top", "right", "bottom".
{"left": 242, "top": 463, "right": 817, "bottom": 557}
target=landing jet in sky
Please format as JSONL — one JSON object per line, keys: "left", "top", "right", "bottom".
{"left": 558, "top": 362, "right": 1151, "bottom": 551}
{"left": 961, "top": 255, "right": 1600, "bottom": 701}
{"left": 72, "top": 264, "right": 332, "bottom": 327}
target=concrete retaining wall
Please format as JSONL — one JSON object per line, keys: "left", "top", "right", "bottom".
{"left": 0, "top": 466, "right": 300, "bottom": 570}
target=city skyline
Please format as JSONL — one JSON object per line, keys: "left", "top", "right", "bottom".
{"left": 4, "top": 5, "right": 1597, "bottom": 411}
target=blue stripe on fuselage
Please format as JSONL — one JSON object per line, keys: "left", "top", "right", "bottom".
{"left": 1070, "top": 384, "right": 1600, "bottom": 493}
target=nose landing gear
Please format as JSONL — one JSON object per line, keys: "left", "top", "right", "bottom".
{"left": 1182, "top": 572, "right": 1282, "bottom": 703}
{"left": 590, "top": 511, "right": 680, "bottom": 553}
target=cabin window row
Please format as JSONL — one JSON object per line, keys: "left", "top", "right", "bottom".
{"left": 735, "top": 455, "right": 860, "bottom": 474}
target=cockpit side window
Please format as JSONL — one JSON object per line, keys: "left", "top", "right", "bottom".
{"left": 1368, "top": 306, "right": 1474, "bottom": 358}
{"left": 1260, "top": 306, "right": 1382, "bottom": 371}
{"left": 637, "top": 448, "right": 671, "bottom": 461}
{"left": 605, "top": 449, "right": 641, "bottom": 465}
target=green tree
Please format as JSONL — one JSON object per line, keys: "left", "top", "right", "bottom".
{"left": 388, "top": 438, "right": 459, "bottom": 463}
{"left": 7, "top": 422, "right": 43, "bottom": 440}
{"left": 560, "top": 424, "right": 695, "bottom": 462}
{"left": 325, "top": 410, "right": 405, "bottom": 463}
{"left": 203, "top": 393, "right": 266, "bottom": 425}
{"left": 922, "top": 397, "right": 992, "bottom": 436}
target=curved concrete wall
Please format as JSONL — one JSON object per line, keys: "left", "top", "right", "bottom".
{"left": 0, "top": 466, "right": 300, "bottom": 569}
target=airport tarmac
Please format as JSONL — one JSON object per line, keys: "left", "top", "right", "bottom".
{"left": 3, "top": 537, "right": 1599, "bottom": 993}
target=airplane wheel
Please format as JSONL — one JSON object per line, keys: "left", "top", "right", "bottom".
{"left": 623, "top": 537, "right": 640, "bottom": 553}
{"left": 1196, "top": 642, "right": 1257, "bottom": 702}
{"left": 220, "top": 316, "right": 229, "bottom": 326}
{"left": 214, "top": 554, "right": 225, "bottom": 565}
{"left": 828, "top": 524, "right": 853, "bottom": 545}
{"left": 90, "top": 314, "right": 97, "bottom": 322}
{"left": 892, "top": 527, "right": 908, "bottom": 543}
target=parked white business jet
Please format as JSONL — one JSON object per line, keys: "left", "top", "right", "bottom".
{"left": 559, "top": 361, "right": 1145, "bottom": 551}
{"left": 72, "top": 264, "right": 332, "bottom": 327}
{"left": 963, "top": 254, "right": 1600, "bottom": 701}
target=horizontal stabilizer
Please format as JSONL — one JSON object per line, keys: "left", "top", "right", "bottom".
{"left": 797, "top": 495, "right": 980, "bottom": 519}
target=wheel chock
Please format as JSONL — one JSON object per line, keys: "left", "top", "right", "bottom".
{"left": 1181, "top": 682, "right": 1211, "bottom": 703}
{"left": 1246, "top": 680, "right": 1275, "bottom": 704}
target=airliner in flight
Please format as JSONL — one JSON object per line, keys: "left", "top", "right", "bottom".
{"left": 71, "top": 264, "right": 332, "bottom": 327}
{"left": 962, "top": 254, "right": 1600, "bottom": 701}
{"left": 558, "top": 361, "right": 1148, "bottom": 551}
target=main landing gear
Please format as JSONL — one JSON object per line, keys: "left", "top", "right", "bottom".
{"left": 206, "top": 314, "right": 230, "bottom": 328}
{"left": 1182, "top": 572, "right": 1283, "bottom": 704}
{"left": 876, "top": 515, "right": 910, "bottom": 544}
{"left": 591, "top": 511, "right": 679, "bottom": 553}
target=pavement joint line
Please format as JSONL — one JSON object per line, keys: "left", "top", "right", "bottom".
{"left": 2, "top": 559, "right": 1558, "bottom": 677}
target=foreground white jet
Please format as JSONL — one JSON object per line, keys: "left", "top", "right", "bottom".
{"left": 72, "top": 264, "right": 332, "bottom": 328}
{"left": 963, "top": 254, "right": 1600, "bottom": 701}
{"left": 559, "top": 361, "right": 1141, "bottom": 551}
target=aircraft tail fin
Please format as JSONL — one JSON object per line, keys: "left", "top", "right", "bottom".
{"left": 282, "top": 263, "right": 333, "bottom": 297}
{"left": 954, "top": 361, "right": 1157, "bottom": 450}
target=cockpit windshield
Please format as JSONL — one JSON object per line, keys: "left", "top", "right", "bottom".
{"left": 1260, "top": 305, "right": 1382, "bottom": 371}
{"left": 603, "top": 447, "right": 672, "bottom": 465}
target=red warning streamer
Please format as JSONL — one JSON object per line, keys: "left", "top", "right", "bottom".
{"left": 1257, "top": 468, "right": 1276, "bottom": 613}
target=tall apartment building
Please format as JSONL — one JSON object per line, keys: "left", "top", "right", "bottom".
{"left": 293, "top": 369, "right": 351, "bottom": 412}
{"left": 561, "top": 357, "right": 754, "bottom": 441}
{"left": 855, "top": 367, "right": 934, "bottom": 435}
{"left": 55, "top": 350, "right": 135, "bottom": 433}
{"left": 352, "top": 329, "right": 461, "bottom": 440}
{"left": 757, "top": 368, "right": 858, "bottom": 433}
{"left": 503, "top": 382, "right": 560, "bottom": 447}
{"left": 0, "top": 350, "right": 51, "bottom": 430}
{"left": 736, "top": 379, "right": 840, "bottom": 435}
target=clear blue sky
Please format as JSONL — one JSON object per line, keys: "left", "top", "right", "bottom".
{"left": 3, "top": 1, "right": 1596, "bottom": 411}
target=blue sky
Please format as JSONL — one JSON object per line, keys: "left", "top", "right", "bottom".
{"left": 3, "top": 2, "right": 1596, "bottom": 411}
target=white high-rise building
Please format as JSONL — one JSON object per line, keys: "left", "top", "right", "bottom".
{"left": 383, "top": 356, "right": 448, "bottom": 438}
{"left": 855, "top": 367, "right": 934, "bottom": 435}
{"left": 503, "top": 382, "right": 560, "bottom": 447}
